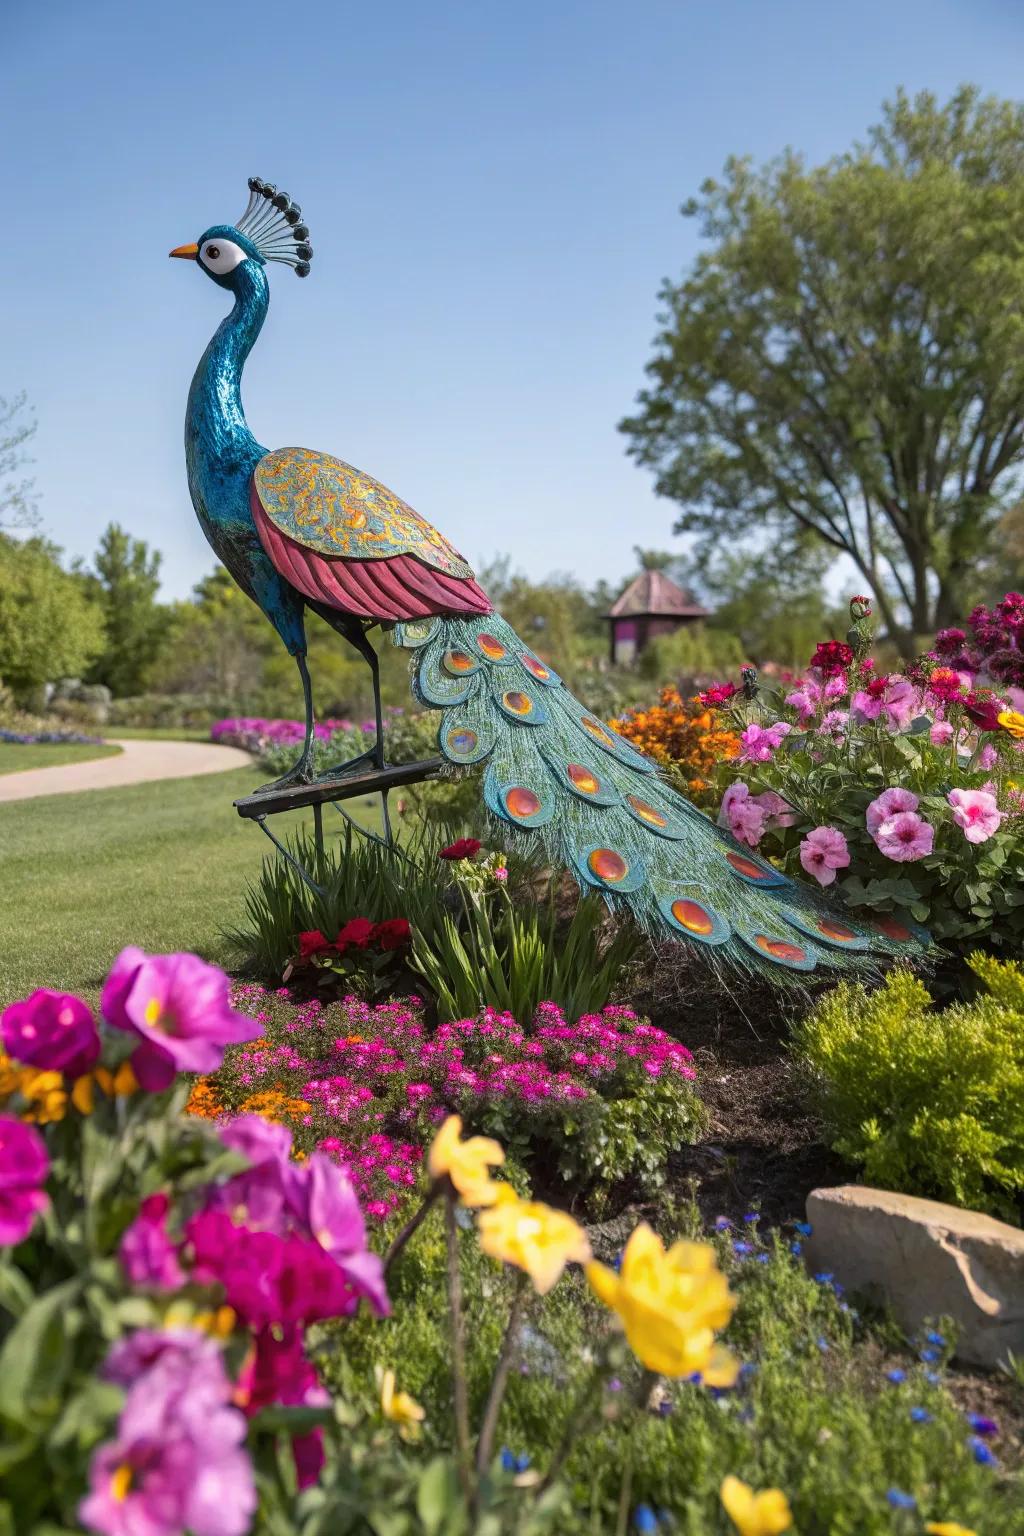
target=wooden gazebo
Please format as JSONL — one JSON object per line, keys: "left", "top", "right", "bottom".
{"left": 606, "top": 570, "right": 709, "bottom": 665}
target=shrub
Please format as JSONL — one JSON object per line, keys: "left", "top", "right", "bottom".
{"left": 197, "top": 988, "right": 704, "bottom": 1210}
{"left": 610, "top": 687, "right": 739, "bottom": 806}
{"left": 225, "top": 826, "right": 643, "bottom": 1023}
{"left": 708, "top": 596, "right": 1024, "bottom": 961}
{"left": 107, "top": 691, "right": 234, "bottom": 728}
{"left": 793, "top": 953, "right": 1024, "bottom": 1219}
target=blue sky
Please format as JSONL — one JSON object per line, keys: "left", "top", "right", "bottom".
{"left": 3, "top": 0, "right": 1024, "bottom": 601}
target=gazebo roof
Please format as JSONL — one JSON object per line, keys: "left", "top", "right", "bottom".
{"left": 607, "top": 569, "right": 709, "bottom": 621}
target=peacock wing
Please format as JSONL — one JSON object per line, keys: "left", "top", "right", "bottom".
{"left": 253, "top": 447, "right": 477, "bottom": 580}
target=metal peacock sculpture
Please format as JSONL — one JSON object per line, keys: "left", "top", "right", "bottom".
{"left": 170, "top": 176, "right": 927, "bottom": 980}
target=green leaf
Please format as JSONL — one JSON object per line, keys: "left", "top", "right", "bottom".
{"left": 415, "top": 1457, "right": 462, "bottom": 1535}
{"left": 0, "top": 1278, "right": 81, "bottom": 1429}
{"left": 0, "top": 1262, "right": 35, "bottom": 1319}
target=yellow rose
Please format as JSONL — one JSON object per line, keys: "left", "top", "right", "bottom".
{"left": 587, "top": 1222, "right": 738, "bottom": 1382}
{"left": 378, "top": 1367, "right": 425, "bottom": 1440}
{"left": 478, "top": 1187, "right": 592, "bottom": 1294}
{"left": 427, "top": 1114, "right": 505, "bottom": 1207}
{"left": 720, "top": 1475, "right": 793, "bottom": 1536}
{"left": 998, "top": 709, "right": 1024, "bottom": 739}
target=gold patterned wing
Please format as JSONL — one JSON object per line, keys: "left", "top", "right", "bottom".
{"left": 252, "top": 447, "right": 476, "bottom": 579}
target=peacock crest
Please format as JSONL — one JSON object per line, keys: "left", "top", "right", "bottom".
{"left": 235, "top": 177, "right": 313, "bottom": 276}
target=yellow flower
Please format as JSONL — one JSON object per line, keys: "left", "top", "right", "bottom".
{"left": 998, "top": 709, "right": 1024, "bottom": 739}
{"left": 427, "top": 1114, "right": 505, "bottom": 1207}
{"left": 587, "top": 1222, "right": 738, "bottom": 1382}
{"left": 477, "top": 1187, "right": 592, "bottom": 1294}
{"left": 70, "top": 1060, "right": 139, "bottom": 1115}
{"left": 19, "top": 1069, "right": 68, "bottom": 1124}
{"left": 378, "top": 1366, "right": 425, "bottom": 1440}
{"left": 720, "top": 1476, "right": 793, "bottom": 1536}
{"left": 925, "top": 1526, "right": 977, "bottom": 1536}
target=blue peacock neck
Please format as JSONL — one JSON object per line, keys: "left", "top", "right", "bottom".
{"left": 185, "top": 262, "right": 269, "bottom": 525}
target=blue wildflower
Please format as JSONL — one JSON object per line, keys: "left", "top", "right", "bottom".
{"left": 886, "top": 1489, "right": 917, "bottom": 1510}
{"left": 910, "top": 1406, "right": 932, "bottom": 1423}
{"left": 733, "top": 1241, "right": 753, "bottom": 1256}
{"left": 656, "top": 1399, "right": 673, "bottom": 1417}
{"left": 633, "top": 1506, "right": 658, "bottom": 1534}
{"left": 925, "top": 1330, "right": 946, "bottom": 1347}
{"left": 743, "top": 1211, "right": 760, "bottom": 1223}
{"left": 607, "top": 1378, "right": 623, "bottom": 1393}
{"left": 714, "top": 1216, "right": 732, "bottom": 1231}
{"left": 793, "top": 1221, "right": 813, "bottom": 1236}
{"left": 501, "top": 1449, "right": 530, "bottom": 1473}
{"left": 967, "top": 1412, "right": 998, "bottom": 1437}
{"left": 739, "top": 1362, "right": 758, "bottom": 1380}
{"left": 790, "top": 1241, "right": 803, "bottom": 1256}
{"left": 924, "top": 1371, "right": 941, "bottom": 1386}
{"left": 885, "top": 1369, "right": 906, "bottom": 1385}
{"left": 755, "top": 1253, "right": 770, "bottom": 1264}
{"left": 813, "top": 1271, "right": 833, "bottom": 1284}
{"left": 817, "top": 1337, "right": 830, "bottom": 1352}
{"left": 919, "top": 1347, "right": 939, "bottom": 1363}
{"left": 969, "top": 1436, "right": 997, "bottom": 1466}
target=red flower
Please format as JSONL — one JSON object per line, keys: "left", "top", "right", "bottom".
{"left": 926, "top": 667, "right": 965, "bottom": 703}
{"left": 697, "top": 682, "right": 738, "bottom": 709}
{"left": 298, "top": 930, "right": 331, "bottom": 959}
{"left": 963, "top": 692, "right": 1003, "bottom": 731}
{"left": 336, "top": 918, "right": 377, "bottom": 950}
{"left": 374, "top": 918, "right": 411, "bottom": 951}
{"left": 439, "top": 838, "right": 482, "bottom": 861}
{"left": 809, "top": 641, "right": 853, "bottom": 677}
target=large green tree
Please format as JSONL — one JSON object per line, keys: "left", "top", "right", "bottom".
{"left": 621, "top": 86, "right": 1024, "bottom": 652}
{"left": 85, "top": 523, "right": 165, "bottom": 696}
{"left": 0, "top": 534, "right": 104, "bottom": 699}
{"left": 0, "top": 393, "right": 38, "bottom": 533}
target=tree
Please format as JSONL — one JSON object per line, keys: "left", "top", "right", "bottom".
{"left": 85, "top": 523, "right": 165, "bottom": 696}
{"left": 0, "top": 393, "right": 39, "bottom": 532}
{"left": 621, "top": 86, "right": 1024, "bottom": 652}
{"left": 0, "top": 534, "right": 104, "bottom": 699}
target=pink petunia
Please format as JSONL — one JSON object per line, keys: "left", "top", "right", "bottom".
{"left": 736, "top": 722, "right": 791, "bottom": 764}
{"left": 872, "top": 810, "right": 934, "bottom": 862}
{"left": 866, "top": 787, "right": 919, "bottom": 834}
{"left": 947, "top": 788, "right": 1003, "bottom": 844}
{"left": 798, "top": 826, "right": 851, "bottom": 887}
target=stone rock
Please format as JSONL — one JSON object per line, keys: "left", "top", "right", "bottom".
{"left": 804, "top": 1185, "right": 1024, "bottom": 1370}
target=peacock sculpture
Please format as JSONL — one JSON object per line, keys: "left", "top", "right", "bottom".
{"left": 171, "top": 176, "right": 927, "bottom": 979}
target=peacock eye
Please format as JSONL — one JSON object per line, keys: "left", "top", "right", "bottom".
{"left": 200, "top": 239, "right": 246, "bottom": 276}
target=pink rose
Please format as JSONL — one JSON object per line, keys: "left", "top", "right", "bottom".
{"left": 872, "top": 810, "right": 934, "bottom": 862}
{"left": 798, "top": 826, "right": 851, "bottom": 887}
{"left": 866, "top": 787, "right": 919, "bottom": 835}
{"left": 947, "top": 788, "right": 1003, "bottom": 845}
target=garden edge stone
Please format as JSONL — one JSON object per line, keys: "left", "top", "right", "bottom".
{"left": 803, "top": 1184, "right": 1024, "bottom": 1370}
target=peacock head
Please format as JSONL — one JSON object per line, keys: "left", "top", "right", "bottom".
{"left": 169, "top": 177, "right": 312, "bottom": 291}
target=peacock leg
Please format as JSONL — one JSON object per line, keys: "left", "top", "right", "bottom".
{"left": 253, "top": 651, "right": 317, "bottom": 793}
{"left": 317, "top": 621, "right": 387, "bottom": 781}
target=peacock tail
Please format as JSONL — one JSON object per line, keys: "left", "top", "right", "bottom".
{"left": 390, "top": 612, "right": 929, "bottom": 980}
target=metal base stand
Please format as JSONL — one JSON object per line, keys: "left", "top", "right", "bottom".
{"left": 234, "top": 756, "right": 445, "bottom": 897}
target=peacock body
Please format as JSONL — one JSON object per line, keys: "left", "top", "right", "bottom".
{"left": 171, "top": 178, "right": 928, "bottom": 980}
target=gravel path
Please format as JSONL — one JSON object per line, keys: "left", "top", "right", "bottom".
{"left": 0, "top": 737, "right": 253, "bottom": 803}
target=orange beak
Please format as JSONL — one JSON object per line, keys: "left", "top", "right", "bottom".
{"left": 169, "top": 243, "right": 199, "bottom": 260}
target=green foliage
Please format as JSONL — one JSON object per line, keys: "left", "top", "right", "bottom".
{"left": 317, "top": 1210, "right": 1023, "bottom": 1533}
{"left": 0, "top": 391, "right": 38, "bottom": 533}
{"left": 638, "top": 623, "right": 745, "bottom": 683}
{"left": 793, "top": 954, "right": 1024, "bottom": 1218}
{"left": 82, "top": 522, "right": 165, "bottom": 696}
{"left": 0, "top": 533, "right": 104, "bottom": 699}
{"left": 225, "top": 826, "right": 642, "bottom": 1023}
{"left": 703, "top": 546, "right": 848, "bottom": 671}
{"left": 622, "top": 85, "right": 1024, "bottom": 647}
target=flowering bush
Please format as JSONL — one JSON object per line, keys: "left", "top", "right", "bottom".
{"left": 191, "top": 987, "right": 704, "bottom": 1215}
{"left": 794, "top": 952, "right": 1024, "bottom": 1220}
{"left": 0, "top": 727, "right": 104, "bottom": 745}
{"left": 610, "top": 687, "right": 740, "bottom": 805}
{"left": 707, "top": 597, "right": 1024, "bottom": 960}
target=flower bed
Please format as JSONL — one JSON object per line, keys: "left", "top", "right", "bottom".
{"left": 610, "top": 687, "right": 740, "bottom": 804}
{"left": 188, "top": 986, "right": 704, "bottom": 1218}
{"left": 0, "top": 727, "right": 104, "bottom": 745}
{"left": 701, "top": 597, "right": 1024, "bottom": 957}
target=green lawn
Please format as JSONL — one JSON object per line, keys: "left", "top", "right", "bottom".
{"left": 0, "top": 741, "right": 122, "bottom": 776}
{"left": 0, "top": 768, "right": 381, "bottom": 1005}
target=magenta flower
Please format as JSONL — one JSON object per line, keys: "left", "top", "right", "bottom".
{"left": 785, "top": 675, "right": 845, "bottom": 723}
{"left": 947, "top": 788, "right": 1003, "bottom": 844}
{"left": 879, "top": 677, "right": 921, "bottom": 730}
{"left": 757, "top": 790, "right": 797, "bottom": 830}
{"left": 288, "top": 1152, "right": 389, "bottom": 1315}
{"left": 1, "top": 989, "right": 100, "bottom": 1079}
{"left": 798, "top": 826, "right": 851, "bottom": 887}
{"left": 736, "top": 721, "right": 791, "bottom": 764}
{"left": 102, "top": 1327, "right": 225, "bottom": 1388}
{"left": 101, "top": 949, "right": 263, "bottom": 1090}
{"left": 720, "top": 782, "right": 767, "bottom": 847}
{"left": 81, "top": 1333, "right": 255, "bottom": 1536}
{"left": 930, "top": 720, "right": 955, "bottom": 747}
{"left": 873, "top": 811, "right": 935, "bottom": 862}
{"left": 866, "top": 787, "right": 919, "bottom": 834}
{"left": 0, "top": 1116, "right": 49, "bottom": 1246}
{"left": 119, "top": 1193, "right": 185, "bottom": 1291}
{"left": 235, "top": 1327, "right": 330, "bottom": 1489}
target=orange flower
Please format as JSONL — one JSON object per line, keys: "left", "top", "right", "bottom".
{"left": 186, "top": 1078, "right": 225, "bottom": 1119}
{"left": 611, "top": 691, "right": 738, "bottom": 807}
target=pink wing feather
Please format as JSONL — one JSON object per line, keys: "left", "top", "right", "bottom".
{"left": 250, "top": 481, "right": 491, "bottom": 623}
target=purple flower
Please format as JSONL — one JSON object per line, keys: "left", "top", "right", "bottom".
{"left": 102, "top": 1327, "right": 224, "bottom": 1388}
{"left": 866, "top": 787, "right": 919, "bottom": 834}
{"left": 81, "top": 1331, "right": 256, "bottom": 1536}
{"left": 967, "top": 1412, "right": 998, "bottom": 1438}
{"left": 0, "top": 1116, "right": 49, "bottom": 1246}
{"left": 213, "top": 1115, "right": 298, "bottom": 1232}
{"left": 287, "top": 1152, "right": 390, "bottom": 1317}
{"left": 119, "top": 1193, "right": 185, "bottom": 1291}
{"left": 1, "top": 989, "right": 101, "bottom": 1078}
{"left": 102, "top": 949, "right": 263, "bottom": 1090}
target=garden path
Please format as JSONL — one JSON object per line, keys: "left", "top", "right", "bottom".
{"left": 0, "top": 737, "right": 252, "bottom": 803}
